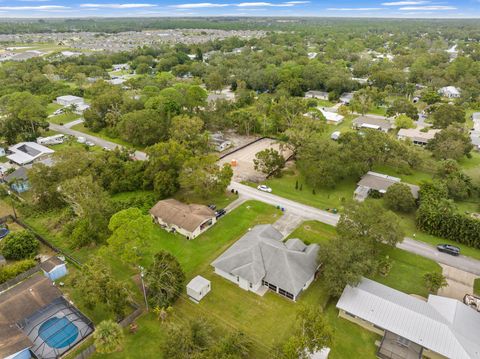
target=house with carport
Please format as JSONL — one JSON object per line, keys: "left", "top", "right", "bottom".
{"left": 337, "top": 277, "right": 480, "bottom": 359}
{"left": 211, "top": 224, "right": 320, "bottom": 301}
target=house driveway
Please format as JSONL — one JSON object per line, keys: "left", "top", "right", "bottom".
{"left": 438, "top": 264, "right": 478, "bottom": 301}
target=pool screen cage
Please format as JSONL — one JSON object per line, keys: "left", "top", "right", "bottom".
{"left": 18, "top": 297, "right": 94, "bottom": 359}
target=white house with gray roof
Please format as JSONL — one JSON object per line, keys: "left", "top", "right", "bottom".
{"left": 211, "top": 224, "right": 320, "bottom": 301}
{"left": 337, "top": 278, "right": 480, "bottom": 359}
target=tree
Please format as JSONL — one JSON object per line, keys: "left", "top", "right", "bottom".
{"left": 423, "top": 272, "right": 448, "bottom": 293}
{"left": 337, "top": 201, "right": 405, "bottom": 248}
{"left": 179, "top": 155, "right": 232, "bottom": 199}
{"left": 253, "top": 148, "right": 286, "bottom": 177}
{"left": 384, "top": 183, "right": 416, "bottom": 213}
{"left": 0, "top": 91, "right": 48, "bottom": 144}
{"left": 205, "top": 331, "right": 252, "bottom": 359}
{"left": 117, "top": 109, "right": 168, "bottom": 146}
{"left": 387, "top": 98, "right": 418, "bottom": 120}
{"left": 163, "top": 317, "right": 214, "bottom": 359}
{"left": 279, "top": 306, "right": 333, "bottom": 359}
{"left": 427, "top": 125, "right": 473, "bottom": 160}
{"left": 431, "top": 104, "right": 465, "bottom": 129}
{"left": 1, "top": 231, "right": 39, "bottom": 260}
{"left": 169, "top": 115, "right": 208, "bottom": 153}
{"left": 421, "top": 90, "right": 441, "bottom": 105}
{"left": 145, "top": 251, "right": 185, "bottom": 308}
{"left": 94, "top": 320, "right": 125, "bottom": 354}
{"left": 73, "top": 257, "right": 131, "bottom": 319}
{"left": 107, "top": 208, "right": 152, "bottom": 264}
{"left": 350, "top": 88, "right": 373, "bottom": 115}
{"left": 436, "top": 160, "right": 473, "bottom": 200}
{"left": 394, "top": 114, "right": 416, "bottom": 129}
{"left": 319, "top": 236, "right": 376, "bottom": 297}
{"left": 145, "top": 140, "right": 191, "bottom": 197}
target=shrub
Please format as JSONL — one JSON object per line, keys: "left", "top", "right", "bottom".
{"left": 1, "top": 231, "right": 39, "bottom": 260}
{"left": 0, "top": 259, "right": 37, "bottom": 284}
{"left": 94, "top": 320, "right": 125, "bottom": 354}
{"left": 384, "top": 183, "right": 416, "bottom": 213}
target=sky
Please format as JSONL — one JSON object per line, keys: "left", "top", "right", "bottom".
{"left": 0, "top": 0, "right": 478, "bottom": 18}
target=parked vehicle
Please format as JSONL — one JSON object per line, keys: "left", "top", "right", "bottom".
{"left": 215, "top": 209, "right": 226, "bottom": 218}
{"left": 437, "top": 244, "right": 460, "bottom": 256}
{"left": 464, "top": 294, "right": 480, "bottom": 312}
{"left": 257, "top": 185, "right": 272, "bottom": 193}
{"left": 208, "top": 204, "right": 216, "bottom": 210}
{"left": 0, "top": 227, "right": 10, "bottom": 240}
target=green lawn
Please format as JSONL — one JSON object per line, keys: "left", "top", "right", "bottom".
{"left": 474, "top": 278, "right": 480, "bottom": 296}
{"left": 246, "top": 167, "right": 356, "bottom": 212}
{"left": 48, "top": 112, "right": 80, "bottom": 125}
{"left": 47, "top": 103, "right": 63, "bottom": 115}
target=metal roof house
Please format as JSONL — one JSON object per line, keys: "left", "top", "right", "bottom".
{"left": 354, "top": 171, "right": 419, "bottom": 202}
{"left": 56, "top": 95, "right": 85, "bottom": 107}
{"left": 149, "top": 199, "right": 216, "bottom": 240}
{"left": 397, "top": 127, "right": 441, "bottom": 146}
{"left": 438, "top": 86, "right": 461, "bottom": 99}
{"left": 305, "top": 90, "right": 329, "bottom": 100}
{"left": 353, "top": 116, "right": 392, "bottom": 133}
{"left": 211, "top": 224, "right": 320, "bottom": 301}
{"left": 6, "top": 142, "right": 54, "bottom": 166}
{"left": 336, "top": 278, "right": 480, "bottom": 359}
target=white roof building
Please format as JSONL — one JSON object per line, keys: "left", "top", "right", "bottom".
{"left": 7, "top": 142, "right": 54, "bottom": 166}
{"left": 56, "top": 95, "right": 85, "bottom": 107}
{"left": 304, "top": 90, "right": 329, "bottom": 100}
{"left": 337, "top": 278, "right": 480, "bottom": 359}
{"left": 319, "top": 108, "right": 344, "bottom": 124}
{"left": 186, "top": 275, "right": 211, "bottom": 303}
{"left": 439, "top": 86, "right": 461, "bottom": 98}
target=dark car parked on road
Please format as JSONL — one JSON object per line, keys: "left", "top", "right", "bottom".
{"left": 437, "top": 244, "right": 460, "bottom": 256}
{"left": 215, "top": 209, "right": 226, "bottom": 219}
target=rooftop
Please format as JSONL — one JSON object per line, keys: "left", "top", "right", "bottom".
{"left": 357, "top": 171, "right": 419, "bottom": 198}
{"left": 337, "top": 278, "right": 480, "bottom": 359}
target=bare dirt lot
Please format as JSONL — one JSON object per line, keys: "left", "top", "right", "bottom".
{"left": 219, "top": 138, "right": 291, "bottom": 182}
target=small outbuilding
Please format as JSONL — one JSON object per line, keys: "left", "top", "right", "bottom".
{"left": 186, "top": 275, "right": 211, "bottom": 303}
{"left": 41, "top": 256, "right": 67, "bottom": 281}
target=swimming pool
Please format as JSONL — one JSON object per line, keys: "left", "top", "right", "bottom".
{"left": 38, "top": 316, "right": 79, "bottom": 349}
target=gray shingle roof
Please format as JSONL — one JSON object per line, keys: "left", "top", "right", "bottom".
{"left": 336, "top": 278, "right": 480, "bottom": 359}
{"left": 211, "top": 225, "right": 319, "bottom": 296}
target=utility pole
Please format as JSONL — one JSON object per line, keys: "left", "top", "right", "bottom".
{"left": 139, "top": 265, "right": 148, "bottom": 312}
{"left": 6, "top": 190, "right": 17, "bottom": 219}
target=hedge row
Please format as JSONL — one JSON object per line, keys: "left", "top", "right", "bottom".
{"left": 0, "top": 259, "right": 37, "bottom": 284}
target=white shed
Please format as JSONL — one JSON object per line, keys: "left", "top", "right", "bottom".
{"left": 187, "top": 275, "right": 211, "bottom": 302}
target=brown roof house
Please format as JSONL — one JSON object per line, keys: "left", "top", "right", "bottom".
{"left": 0, "top": 274, "right": 93, "bottom": 359}
{"left": 354, "top": 171, "right": 419, "bottom": 202}
{"left": 150, "top": 199, "right": 216, "bottom": 239}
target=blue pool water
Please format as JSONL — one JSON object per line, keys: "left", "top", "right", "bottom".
{"left": 38, "top": 317, "right": 79, "bottom": 349}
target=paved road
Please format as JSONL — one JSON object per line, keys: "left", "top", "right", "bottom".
{"left": 231, "top": 182, "right": 480, "bottom": 276}
{"left": 63, "top": 118, "right": 84, "bottom": 129}
{"left": 49, "top": 123, "right": 148, "bottom": 161}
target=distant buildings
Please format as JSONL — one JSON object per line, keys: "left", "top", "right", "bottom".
{"left": 340, "top": 92, "right": 354, "bottom": 105}
{"left": 319, "top": 108, "right": 344, "bottom": 125}
{"left": 471, "top": 112, "right": 480, "bottom": 151}
{"left": 304, "top": 90, "right": 329, "bottom": 101}
{"left": 438, "top": 86, "right": 461, "bottom": 99}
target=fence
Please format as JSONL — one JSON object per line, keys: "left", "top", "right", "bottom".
{"left": 0, "top": 264, "right": 41, "bottom": 292}
{"left": 218, "top": 136, "right": 267, "bottom": 160}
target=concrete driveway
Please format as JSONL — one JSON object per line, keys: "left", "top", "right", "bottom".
{"left": 438, "top": 264, "right": 478, "bottom": 300}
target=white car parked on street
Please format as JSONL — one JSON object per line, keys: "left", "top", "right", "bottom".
{"left": 257, "top": 185, "right": 272, "bottom": 193}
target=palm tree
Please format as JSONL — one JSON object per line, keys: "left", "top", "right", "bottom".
{"left": 93, "top": 320, "right": 125, "bottom": 354}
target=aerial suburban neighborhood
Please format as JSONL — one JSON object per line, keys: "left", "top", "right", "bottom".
{"left": 0, "top": 6, "right": 479, "bottom": 359}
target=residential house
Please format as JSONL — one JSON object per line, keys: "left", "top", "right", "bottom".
{"left": 304, "top": 90, "right": 329, "bottom": 100}
{"left": 211, "top": 224, "right": 320, "bottom": 301}
{"left": 352, "top": 116, "right": 392, "bottom": 133}
{"left": 56, "top": 95, "right": 85, "bottom": 107}
{"left": 41, "top": 256, "right": 68, "bottom": 281}
{"left": 354, "top": 171, "right": 419, "bottom": 202}
{"left": 340, "top": 92, "right": 354, "bottom": 105}
{"left": 438, "top": 86, "right": 461, "bottom": 99}
{"left": 0, "top": 274, "right": 93, "bottom": 359}
{"left": 6, "top": 142, "right": 54, "bottom": 166}
{"left": 4, "top": 167, "right": 30, "bottom": 193}
{"left": 149, "top": 199, "right": 216, "bottom": 239}
{"left": 319, "top": 108, "right": 344, "bottom": 125}
{"left": 112, "top": 63, "right": 130, "bottom": 71}
{"left": 397, "top": 127, "right": 441, "bottom": 146}
{"left": 337, "top": 277, "right": 480, "bottom": 359}
{"left": 186, "top": 275, "right": 211, "bottom": 303}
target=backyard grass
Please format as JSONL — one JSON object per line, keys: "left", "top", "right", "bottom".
{"left": 47, "top": 103, "right": 63, "bottom": 114}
